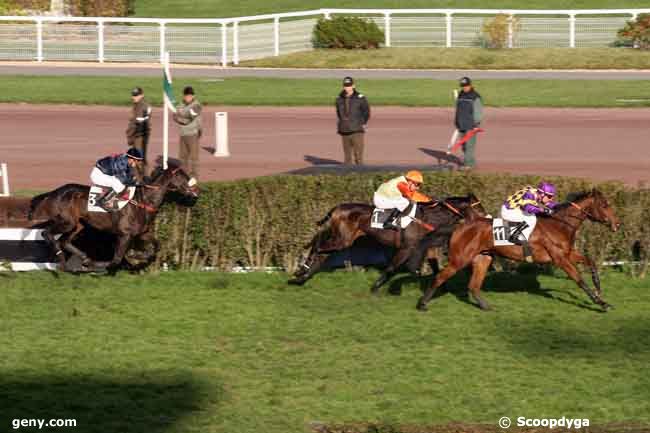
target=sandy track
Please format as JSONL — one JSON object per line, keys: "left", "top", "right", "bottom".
{"left": 1, "top": 104, "right": 648, "bottom": 190}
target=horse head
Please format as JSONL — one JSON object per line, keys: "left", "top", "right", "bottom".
{"left": 562, "top": 189, "right": 620, "bottom": 232}
{"left": 149, "top": 160, "right": 200, "bottom": 202}
{"left": 440, "top": 194, "right": 487, "bottom": 221}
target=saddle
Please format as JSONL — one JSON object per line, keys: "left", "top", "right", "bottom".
{"left": 87, "top": 185, "right": 135, "bottom": 213}
{"left": 370, "top": 204, "right": 417, "bottom": 230}
{"left": 492, "top": 218, "right": 528, "bottom": 246}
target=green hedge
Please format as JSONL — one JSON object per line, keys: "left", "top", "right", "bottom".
{"left": 152, "top": 172, "right": 650, "bottom": 277}
{"left": 66, "top": 0, "right": 134, "bottom": 17}
{"left": 312, "top": 16, "right": 384, "bottom": 49}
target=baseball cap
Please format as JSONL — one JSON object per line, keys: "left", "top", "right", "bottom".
{"left": 459, "top": 77, "right": 472, "bottom": 86}
{"left": 131, "top": 86, "right": 143, "bottom": 96}
{"left": 183, "top": 86, "right": 195, "bottom": 95}
{"left": 342, "top": 77, "right": 354, "bottom": 87}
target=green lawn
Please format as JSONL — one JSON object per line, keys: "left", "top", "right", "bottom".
{"left": 3, "top": 75, "right": 650, "bottom": 107}
{"left": 134, "top": 0, "right": 650, "bottom": 18}
{"left": 1, "top": 269, "right": 649, "bottom": 433}
{"left": 244, "top": 48, "right": 650, "bottom": 70}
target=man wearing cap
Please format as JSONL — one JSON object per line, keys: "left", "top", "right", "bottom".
{"left": 91, "top": 147, "right": 144, "bottom": 211}
{"left": 173, "top": 86, "right": 202, "bottom": 179}
{"left": 125, "top": 86, "right": 151, "bottom": 177}
{"left": 336, "top": 76, "right": 370, "bottom": 166}
{"left": 454, "top": 77, "right": 483, "bottom": 170}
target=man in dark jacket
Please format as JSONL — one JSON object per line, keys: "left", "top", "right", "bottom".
{"left": 336, "top": 77, "right": 370, "bottom": 165}
{"left": 173, "top": 86, "right": 202, "bottom": 179}
{"left": 90, "top": 147, "right": 144, "bottom": 211}
{"left": 454, "top": 76, "right": 483, "bottom": 170}
{"left": 126, "top": 87, "right": 151, "bottom": 176}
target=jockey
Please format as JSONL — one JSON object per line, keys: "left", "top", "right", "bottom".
{"left": 373, "top": 170, "right": 432, "bottom": 229}
{"left": 90, "top": 147, "right": 144, "bottom": 210}
{"left": 501, "top": 181, "right": 557, "bottom": 261}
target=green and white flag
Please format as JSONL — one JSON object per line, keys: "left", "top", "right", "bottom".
{"left": 163, "top": 54, "right": 176, "bottom": 113}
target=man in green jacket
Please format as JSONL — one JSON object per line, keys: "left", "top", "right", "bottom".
{"left": 173, "top": 86, "right": 202, "bottom": 179}
{"left": 454, "top": 77, "right": 483, "bottom": 170}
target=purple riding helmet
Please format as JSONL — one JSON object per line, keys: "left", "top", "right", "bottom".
{"left": 537, "top": 181, "right": 556, "bottom": 198}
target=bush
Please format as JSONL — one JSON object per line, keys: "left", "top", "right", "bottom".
{"left": 481, "top": 14, "right": 521, "bottom": 49}
{"left": 312, "top": 16, "right": 384, "bottom": 49}
{"left": 10, "top": 0, "right": 49, "bottom": 11}
{"left": 617, "top": 13, "right": 650, "bottom": 49}
{"left": 66, "top": 0, "right": 132, "bottom": 17}
{"left": 151, "top": 172, "right": 650, "bottom": 277}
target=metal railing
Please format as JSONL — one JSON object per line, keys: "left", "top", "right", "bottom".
{"left": 0, "top": 8, "right": 646, "bottom": 65}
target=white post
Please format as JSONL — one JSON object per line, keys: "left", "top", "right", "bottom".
{"left": 213, "top": 112, "right": 230, "bottom": 157}
{"left": 0, "top": 163, "right": 9, "bottom": 197}
{"left": 507, "top": 14, "right": 513, "bottom": 49}
{"left": 384, "top": 13, "right": 391, "bottom": 47}
{"left": 221, "top": 22, "right": 228, "bottom": 66}
{"left": 233, "top": 21, "right": 239, "bottom": 65}
{"left": 97, "top": 20, "right": 104, "bottom": 63}
{"left": 569, "top": 14, "right": 576, "bottom": 48}
{"left": 273, "top": 16, "right": 280, "bottom": 56}
{"left": 324, "top": 11, "right": 331, "bottom": 20}
{"left": 163, "top": 51, "right": 170, "bottom": 170}
{"left": 445, "top": 13, "right": 452, "bottom": 48}
{"left": 36, "top": 19, "right": 43, "bottom": 62}
{"left": 159, "top": 22, "right": 166, "bottom": 64}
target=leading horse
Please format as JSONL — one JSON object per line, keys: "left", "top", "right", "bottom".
{"left": 28, "top": 161, "right": 199, "bottom": 272}
{"left": 290, "top": 194, "right": 486, "bottom": 293}
{"left": 416, "top": 189, "right": 621, "bottom": 312}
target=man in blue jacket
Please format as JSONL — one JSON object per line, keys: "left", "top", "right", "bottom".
{"left": 90, "top": 147, "right": 144, "bottom": 211}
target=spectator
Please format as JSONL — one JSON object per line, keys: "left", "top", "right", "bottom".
{"left": 125, "top": 86, "right": 151, "bottom": 177}
{"left": 454, "top": 76, "right": 483, "bottom": 170}
{"left": 336, "top": 77, "right": 370, "bottom": 165}
{"left": 172, "top": 86, "right": 202, "bottom": 179}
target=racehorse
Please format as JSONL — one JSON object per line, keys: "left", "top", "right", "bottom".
{"left": 28, "top": 161, "right": 199, "bottom": 272}
{"left": 290, "top": 194, "right": 486, "bottom": 293}
{"left": 416, "top": 189, "right": 621, "bottom": 312}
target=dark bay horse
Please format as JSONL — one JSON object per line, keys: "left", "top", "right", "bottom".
{"left": 290, "top": 194, "right": 486, "bottom": 292}
{"left": 417, "top": 190, "right": 621, "bottom": 312}
{"left": 28, "top": 162, "right": 199, "bottom": 272}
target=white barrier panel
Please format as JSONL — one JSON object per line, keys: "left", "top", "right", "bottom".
{"left": 213, "top": 112, "right": 230, "bottom": 157}
{"left": 0, "top": 163, "right": 9, "bottom": 197}
{"left": 0, "top": 228, "right": 58, "bottom": 271}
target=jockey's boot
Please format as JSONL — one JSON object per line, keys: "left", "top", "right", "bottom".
{"left": 383, "top": 208, "right": 401, "bottom": 230}
{"left": 97, "top": 189, "right": 118, "bottom": 211}
{"left": 509, "top": 223, "right": 533, "bottom": 263}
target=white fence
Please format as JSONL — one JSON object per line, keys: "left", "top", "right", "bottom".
{"left": 0, "top": 8, "right": 646, "bottom": 65}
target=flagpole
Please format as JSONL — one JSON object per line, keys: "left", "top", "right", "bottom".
{"left": 163, "top": 51, "right": 170, "bottom": 170}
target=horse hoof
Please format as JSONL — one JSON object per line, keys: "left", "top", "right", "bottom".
{"left": 602, "top": 303, "right": 614, "bottom": 312}
{"left": 416, "top": 300, "right": 428, "bottom": 311}
{"left": 288, "top": 278, "right": 305, "bottom": 286}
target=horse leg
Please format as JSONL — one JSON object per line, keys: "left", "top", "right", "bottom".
{"left": 371, "top": 246, "right": 414, "bottom": 295}
{"left": 289, "top": 253, "right": 329, "bottom": 285}
{"left": 106, "top": 234, "right": 133, "bottom": 274}
{"left": 416, "top": 264, "right": 462, "bottom": 311}
{"left": 570, "top": 250, "right": 602, "bottom": 296}
{"left": 60, "top": 223, "right": 92, "bottom": 268}
{"left": 467, "top": 254, "right": 493, "bottom": 311}
{"left": 41, "top": 224, "right": 66, "bottom": 268}
{"left": 554, "top": 254, "right": 612, "bottom": 311}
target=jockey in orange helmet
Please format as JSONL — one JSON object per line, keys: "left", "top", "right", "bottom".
{"left": 373, "top": 170, "right": 432, "bottom": 229}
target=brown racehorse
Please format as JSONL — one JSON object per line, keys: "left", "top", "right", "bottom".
{"left": 290, "top": 195, "right": 486, "bottom": 293}
{"left": 28, "top": 161, "right": 199, "bottom": 272}
{"left": 416, "top": 189, "right": 621, "bottom": 312}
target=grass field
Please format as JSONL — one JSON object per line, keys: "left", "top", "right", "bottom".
{"left": 134, "top": 0, "right": 650, "bottom": 18}
{"left": 1, "top": 269, "right": 649, "bottom": 433}
{"left": 244, "top": 48, "right": 650, "bottom": 70}
{"left": 3, "top": 75, "right": 650, "bottom": 107}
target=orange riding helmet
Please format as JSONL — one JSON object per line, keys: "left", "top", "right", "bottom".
{"left": 405, "top": 170, "right": 424, "bottom": 184}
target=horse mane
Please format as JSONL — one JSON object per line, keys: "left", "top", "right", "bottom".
{"left": 552, "top": 191, "right": 593, "bottom": 211}
{"left": 149, "top": 157, "right": 183, "bottom": 181}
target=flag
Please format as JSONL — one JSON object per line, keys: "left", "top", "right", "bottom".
{"left": 163, "top": 55, "right": 176, "bottom": 113}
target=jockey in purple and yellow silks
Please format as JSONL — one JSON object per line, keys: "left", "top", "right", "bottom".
{"left": 500, "top": 182, "right": 557, "bottom": 261}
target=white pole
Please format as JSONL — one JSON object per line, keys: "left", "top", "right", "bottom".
{"left": 273, "top": 16, "right": 280, "bottom": 56}
{"left": 36, "top": 19, "right": 43, "bottom": 62}
{"left": 445, "top": 13, "right": 452, "bottom": 48}
{"left": 163, "top": 51, "right": 170, "bottom": 170}
{"left": 159, "top": 22, "right": 166, "bottom": 64}
{"left": 233, "top": 21, "right": 240, "bottom": 65}
{"left": 97, "top": 20, "right": 104, "bottom": 63}
{"left": 221, "top": 22, "right": 228, "bottom": 66}
{"left": 213, "top": 112, "right": 230, "bottom": 157}
{"left": 507, "top": 14, "right": 513, "bottom": 49}
{"left": 384, "top": 13, "right": 391, "bottom": 47}
{"left": 1, "top": 163, "right": 9, "bottom": 197}
{"left": 569, "top": 14, "right": 576, "bottom": 48}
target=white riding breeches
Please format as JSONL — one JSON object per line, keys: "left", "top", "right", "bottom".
{"left": 501, "top": 205, "right": 536, "bottom": 240}
{"left": 373, "top": 192, "right": 410, "bottom": 211}
{"left": 90, "top": 167, "right": 126, "bottom": 193}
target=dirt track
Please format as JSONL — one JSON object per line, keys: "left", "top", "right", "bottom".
{"left": 1, "top": 104, "right": 648, "bottom": 190}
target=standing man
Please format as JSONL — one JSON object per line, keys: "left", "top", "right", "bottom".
{"left": 336, "top": 76, "right": 370, "bottom": 166}
{"left": 125, "top": 86, "right": 151, "bottom": 177}
{"left": 172, "top": 86, "right": 202, "bottom": 179}
{"left": 454, "top": 77, "right": 483, "bottom": 170}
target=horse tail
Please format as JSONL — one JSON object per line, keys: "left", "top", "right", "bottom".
{"left": 28, "top": 191, "right": 51, "bottom": 220}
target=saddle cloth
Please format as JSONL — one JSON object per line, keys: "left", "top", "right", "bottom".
{"left": 370, "top": 204, "right": 417, "bottom": 230}
{"left": 87, "top": 185, "right": 135, "bottom": 213}
{"left": 492, "top": 218, "right": 523, "bottom": 246}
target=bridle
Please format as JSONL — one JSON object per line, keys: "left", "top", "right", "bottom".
{"left": 568, "top": 200, "right": 608, "bottom": 224}
{"left": 126, "top": 167, "right": 186, "bottom": 213}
